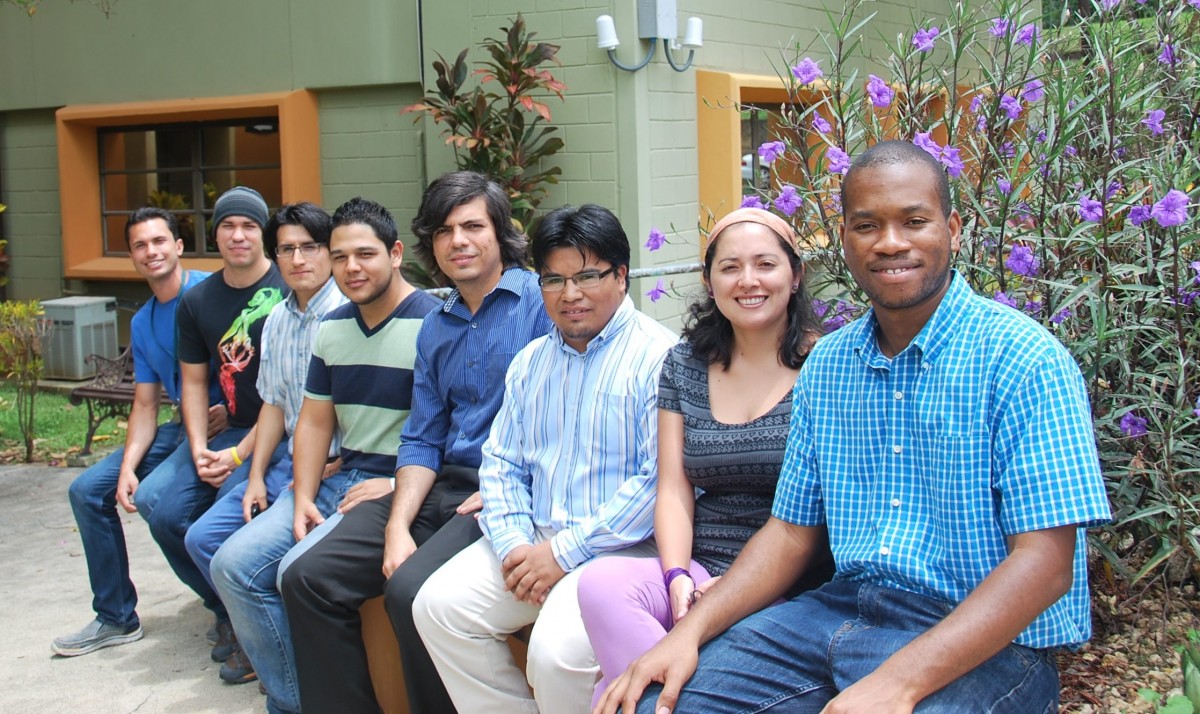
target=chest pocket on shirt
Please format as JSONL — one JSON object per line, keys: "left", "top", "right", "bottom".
{"left": 486, "top": 352, "right": 516, "bottom": 397}
{"left": 584, "top": 392, "right": 639, "bottom": 458}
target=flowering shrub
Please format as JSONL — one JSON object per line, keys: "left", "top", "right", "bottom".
{"left": 731, "top": 0, "right": 1200, "bottom": 588}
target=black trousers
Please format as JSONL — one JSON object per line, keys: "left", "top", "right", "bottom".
{"left": 280, "top": 466, "right": 481, "bottom": 714}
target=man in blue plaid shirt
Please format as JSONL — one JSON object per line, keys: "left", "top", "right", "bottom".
{"left": 599, "top": 140, "right": 1111, "bottom": 714}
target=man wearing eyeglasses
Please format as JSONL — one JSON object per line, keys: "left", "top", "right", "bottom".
{"left": 280, "top": 172, "right": 553, "bottom": 714}
{"left": 412, "top": 203, "right": 678, "bottom": 713}
{"left": 183, "top": 201, "right": 348, "bottom": 684}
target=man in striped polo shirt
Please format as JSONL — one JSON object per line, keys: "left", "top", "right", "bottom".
{"left": 210, "top": 197, "right": 440, "bottom": 714}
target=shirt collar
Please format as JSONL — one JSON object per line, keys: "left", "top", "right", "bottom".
{"left": 551, "top": 294, "right": 635, "bottom": 355}
{"left": 441, "top": 266, "right": 529, "bottom": 315}
{"left": 853, "top": 270, "right": 970, "bottom": 368}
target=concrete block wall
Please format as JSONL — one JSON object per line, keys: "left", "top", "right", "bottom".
{"left": 1, "top": 111, "right": 63, "bottom": 301}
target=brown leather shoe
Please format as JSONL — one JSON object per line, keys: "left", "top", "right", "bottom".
{"left": 219, "top": 647, "right": 258, "bottom": 684}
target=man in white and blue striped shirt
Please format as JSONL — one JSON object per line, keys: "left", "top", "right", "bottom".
{"left": 415, "top": 203, "right": 678, "bottom": 713}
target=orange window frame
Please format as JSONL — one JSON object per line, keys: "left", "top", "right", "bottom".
{"left": 57, "top": 90, "right": 321, "bottom": 281}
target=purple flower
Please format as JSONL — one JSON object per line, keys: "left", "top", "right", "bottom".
{"left": 1105, "top": 181, "right": 1122, "bottom": 201}
{"left": 1078, "top": 195, "right": 1104, "bottom": 222}
{"left": 811, "top": 299, "right": 829, "bottom": 319}
{"left": 913, "top": 131, "right": 941, "bottom": 157}
{"left": 1022, "top": 79, "right": 1045, "bottom": 102}
{"left": 999, "top": 141, "right": 1015, "bottom": 159}
{"left": 811, "top": 113, "right": 832, "bottom": 134}
{"left": 999, "top": 95, "right": 1022, "bottom": 121}
{"left": 867, "top": 75, "right": 894, "bottom": 108}
{"left": 1014, "top": 201, "right": 1033, "bottom": 222}
{"left": 1035, "top": 129, "right": 1048, "bottom": 143}
{"left": 740, "top": 194, "right": 765, "bottom": 209}
{"left": 1065, "top": 145, "right": 1078, "bottom": 158}
{"left": 1119, "top": 411, "right": 1149, "bottom": 438}
{"left": 791, "top": 57, "right": 823, "bottom": 85}
{"left": 976, "top": 114, "right": 988, "bottom": 133}
{"left": 1158, "top": 43, "right": 1178, "bottom": 66}
{"left": 1176, "top": 289, "right": 1199, "bottom": 307}
{"left": 645, "top": 228, "right": 666, "bottom": 251}
{"left": 1193, "top": 396, "right": 1200, "bottom": 419}
{"left": 1151, "top": 189, "right": 1190, "bottom": 227}
{"left": 826, "top": 146, "right": 850, "bottom": 174}
{"left": 969, "top": 95, "right": 984, "bottom": 113}
{"left": 1050, "top": 307, "right": 1071, "bottom": 325}
{"left": 646, "top": 279, "right": 668, "bottom": 303}
{"left": 1005, "top": 244, "right": 1040, "bottom": 277}
{"left": 758, "top": 140, "right": 786, "bottom": 164}
{"left": 913, "top": 26, "right": 940, "bottom": 52}
{"left": 1100, "top": 0, "right": 1121, "bottom": 11}
{"left": 1016, "top": 24, "right": 1040, "bottom": 46}
{"left": 939, "top": 146, "right": 964, "bottom": 178}
{"left": 774, "top": 185, "right": 802, "bottom": 216}
{"left": 997, "top": 178, "right": 1013, "bottom": 195}
{"left": 1189, "top": 0, "right": 1200, "bottom": 9}
{"left": 1129, "top": 205, "right": 1152, "bottom": 225}
{"left": 989, "top": 17, "right": 1011, "bottom": 37}
{"left": 1190, "top": 260, "right": 1200, "bottom": 283}
{"left": 1143, "top": 109, "right": 1166, "bottom": 136}
{"left": 823, "top": 300, "right": 855, "bottom": 331}
{"left": 1023, "top": 299, "right": 1043, "bottom": 315}
{"left": 993, "top": 291, "right": 1019, "bottom": 309}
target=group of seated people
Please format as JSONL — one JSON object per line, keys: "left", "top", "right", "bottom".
{"left": 56, "top": 140, "right": 1110, "bottom": 714}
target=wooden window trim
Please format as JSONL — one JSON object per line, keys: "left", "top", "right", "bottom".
{"left": 57, "top": 90, "right": 321, "bottom": 281}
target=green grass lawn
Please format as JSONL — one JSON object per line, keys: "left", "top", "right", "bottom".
{"left": 0, "top": 383, "right": 126, "bottom": 463}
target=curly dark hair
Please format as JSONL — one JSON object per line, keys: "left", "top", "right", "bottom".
{"left": 683, "top": 226, "right": 822, "bottom": 369}
{"left": 409, "top": 171, "right": 528, "bottom": 286}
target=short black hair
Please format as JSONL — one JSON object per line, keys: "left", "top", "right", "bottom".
{"left": 264, "top": 202, "right": 333, "bottom": 260}
{"left": 410, "top": 171, "right": 528, "bottom": 286}
{"left": 124, "top": 207, "right": 180, "bottom": 250}
{"left": 842, "top": 140, "right": 953, "bottom": 218}
{"left": 331, "top": 197, "right": 399, "bottom": 250}
{"left": 531, "top": 204, "right": 630, "bottom": 294}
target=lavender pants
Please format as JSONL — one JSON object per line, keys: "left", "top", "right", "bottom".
{"left": 577, "top": 556, "right": 713, "bottom": 707}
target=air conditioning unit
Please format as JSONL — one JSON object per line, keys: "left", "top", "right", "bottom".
{"left": 40, "top": 296, "right": 119, "bottom": 380}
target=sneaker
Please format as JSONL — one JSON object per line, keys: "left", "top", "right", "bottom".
{"left": 52, "top": 619, "right": 143, "bottom": 657}
{"left": 219, "top": 647, "right": 258, "bottom": 684}
{"left": 210, "top": 620, "right": 238, "bottom": 662}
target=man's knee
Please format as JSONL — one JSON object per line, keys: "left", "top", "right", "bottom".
{"left": 183, "top": 522, "right": 207, "bottom": 564}
{"left": 526, "top": 618, "right": 593, "bottom": 682}
{"left": 67, "top": 468, "right": 107, "bottom": 511}
{"left": 382, "top": 570, "right": 422, "bottom": 626}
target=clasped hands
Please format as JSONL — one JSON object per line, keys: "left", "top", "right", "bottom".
{"left": 501, "top": 541, "right": 564, "bottom": 606}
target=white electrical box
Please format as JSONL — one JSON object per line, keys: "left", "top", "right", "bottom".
{"left": 40, "top": 296, "right": 119, "bottom": 380}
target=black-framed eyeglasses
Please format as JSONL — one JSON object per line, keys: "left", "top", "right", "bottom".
{"left": 276, "top": 243, "right": 324, "bottom": 259}
{"left": 538, "top": 266, "right": 617, "bottom": 292}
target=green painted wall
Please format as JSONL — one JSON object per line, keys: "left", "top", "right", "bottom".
{"left": 0, "top": 110, "right": 62, "bottom": 301}
{"left": 0, "top": 0, "right": 420, "bottom": 110}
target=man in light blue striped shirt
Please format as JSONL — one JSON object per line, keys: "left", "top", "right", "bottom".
{"left": 414, "top": 203, "right": 678, "bottom": 713}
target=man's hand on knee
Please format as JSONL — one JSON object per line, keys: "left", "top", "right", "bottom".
{"left": 503, "top": 541, "right": 564, "bottom": 605}
{"left": 594, "top": 629, "right": 699, "bottom": 714}
{"left": 383, "top": 526, "right": 417, "bottom": 579}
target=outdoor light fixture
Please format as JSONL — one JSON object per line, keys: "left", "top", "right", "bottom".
{"left": 596, "top": 0, "right": 703, "bottom": 73}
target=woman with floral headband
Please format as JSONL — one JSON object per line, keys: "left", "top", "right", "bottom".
{"left": 577, "top": 207, "right": 833, "bottom": 707}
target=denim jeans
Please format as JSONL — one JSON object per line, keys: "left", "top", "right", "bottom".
{"left": 135, "top": 426, "right": 251, "bottom": 620}
{"left": 637, "top": 580, "right": 1059, "bottom": 714}
{"left": 211, "top": 468, "right": 374, "bottom": 714}
{"left": 184, "top": 445, "right": 289, "bottom": 592}
{"left": 66, "top": 421, "right": 185, "bottom": 628}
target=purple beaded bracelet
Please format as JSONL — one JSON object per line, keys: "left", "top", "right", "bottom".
{"left": 663, "top": 567, "right": 693, "bottom": 590}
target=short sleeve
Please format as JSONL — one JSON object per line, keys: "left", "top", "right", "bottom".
{"left": 303, "top": 325, "right": 333, "bottom": 401}
{"left": 175, "top": 290, "right": 209, "bottom": 365}
{"left": 771, "top": 374, "right": 825, "bottom": 526}
{"left": 657, "top": 346, "right": 682, "bottom": 413}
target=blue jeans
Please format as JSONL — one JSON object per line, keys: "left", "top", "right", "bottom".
{"left": 211, "top": 468, "right": 374, "bottom": 714}
{"left": 67, "top": 421, "right": 185, "bottom": 628}
{"left": 637, "top": 580, "right": 1059, "bottom": 714}
{"left": 135, "top": 426, "right": 251, "bottom": 621}
{"left": 184, "top": 445, "right": 289, "bottom": 592}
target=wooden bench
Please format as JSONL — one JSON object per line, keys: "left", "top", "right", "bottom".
{"left": 361, "top": 597, "right": 530, "bottom": 714}
{"left": 68, "top": 346, "right": 171, "bottom": 455}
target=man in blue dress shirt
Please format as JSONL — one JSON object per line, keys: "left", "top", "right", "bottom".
{"left": 600, "top": 141, "right": 1111, "bottom": 714}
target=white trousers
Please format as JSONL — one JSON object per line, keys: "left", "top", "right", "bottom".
{"left": 413, "top": 532, "right": 653, "bottom": 713}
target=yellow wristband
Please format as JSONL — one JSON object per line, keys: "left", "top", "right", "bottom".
{"left": 229, "top": 445, "right": 244, "bottom": 466}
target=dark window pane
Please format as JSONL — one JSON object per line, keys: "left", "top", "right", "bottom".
{"left": 203, "top": 168, "right": 282, "bottom": 209}
{"left": 100, "top": 126, "right": 194, "bottom": 171}
{"left": 103, "top": 171, "right": 196, "bottom": 213}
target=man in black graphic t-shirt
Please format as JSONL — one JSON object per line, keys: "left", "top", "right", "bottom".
{"left": 135, "top": 186, "right": 286, "bottom": 664}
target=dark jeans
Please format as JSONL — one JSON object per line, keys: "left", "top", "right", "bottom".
{"left": 280, "top": 465, "right": 481, "bottom": 714}
{"left": 637, "top": 579, "right": 1059, "bottom": 713}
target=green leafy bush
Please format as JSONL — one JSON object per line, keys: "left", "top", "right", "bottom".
{"left": 736, "top": 0, "right": 1199, "bottom": 588}
{"left": 0, "top": 300, "right": 51, "bottom": 462}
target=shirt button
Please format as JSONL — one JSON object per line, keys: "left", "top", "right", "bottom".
{"left": 879, "top": 546, "right": 891, "bottom": 556}
{"left": 892, "top": 445, "right": 902, "bottom": 454}
{"left": 894, "top": 391, "right": 903, "bottom": 400}
{"left": 471, "top": 323, "right": 478, "bottom": 329}
{"left": 891, "top": 498, "right": 901, "bottom": 508}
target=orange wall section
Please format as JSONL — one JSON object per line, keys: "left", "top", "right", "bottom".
{"left": 57, "top": 90, "right": 321, "bottom": 282}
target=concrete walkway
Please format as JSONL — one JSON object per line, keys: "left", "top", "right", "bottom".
{"left": 1, "top": 463, "right": 261, "bottom": 713}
